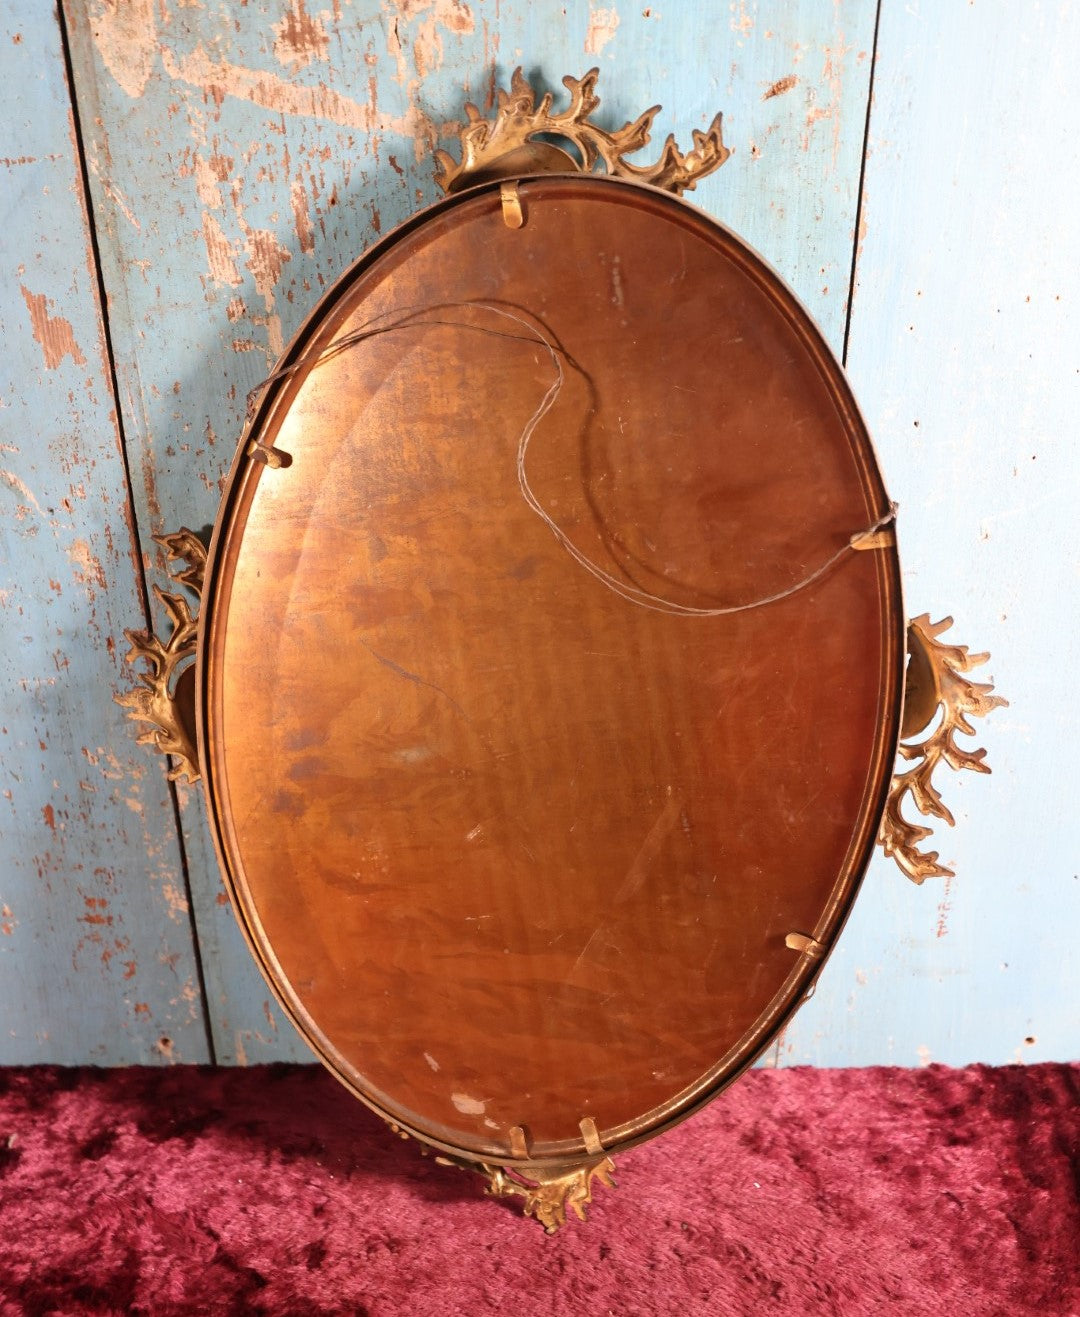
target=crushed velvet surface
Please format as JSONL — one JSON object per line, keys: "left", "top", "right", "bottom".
{"left": 0, "top": 1063, "right": 1076, "bottom": 1315}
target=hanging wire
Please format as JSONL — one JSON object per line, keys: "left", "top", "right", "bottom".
{"left": 245, "top": 300, "right": 897, "bottom": 618}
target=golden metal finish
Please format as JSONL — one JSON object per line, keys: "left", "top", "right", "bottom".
{"left": 499, "top": 180, "right": 524, "bottom": 228}
{"left": 879, "top": 615, "right": 1007, "bottom": 883}
{"left": 115, "top": 529, "right": 206, "bottom": 785}
{"left": 433, "top": 67, "right": 730, "bottom": 198}
{"left": 483, "top": 1158, "right": 617, "bottom": 1234}
{"left": 389, "top": 1114, "right": 616, "bottom": 1234}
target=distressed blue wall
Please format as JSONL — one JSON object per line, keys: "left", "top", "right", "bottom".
{"left": 0, "top": 1, "right": 1074, "bottom": 1067}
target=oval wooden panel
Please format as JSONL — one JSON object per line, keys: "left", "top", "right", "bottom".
{"left": 199, "top": 176, "right": 903, "bottom": 1165}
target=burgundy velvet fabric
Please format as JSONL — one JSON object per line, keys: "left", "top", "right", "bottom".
{"left": 0, "top": 1063, "right": 1075, "bottom": 1315}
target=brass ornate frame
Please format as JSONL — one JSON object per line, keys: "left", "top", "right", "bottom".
{"left": 116, "top": 530, "right": 205, "bottom": 786}
{"left": 433, "top": 67, "right": 730, "bottom": 198}
{"left": 118, "top": 68, "right": 1005, "bottom": 1231}
{"left": 879, "top": 615, "right": 1008, "bottom": 883}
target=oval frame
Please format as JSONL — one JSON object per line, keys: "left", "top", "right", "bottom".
{"left": 196, "top": 173, "right": 905, "bottom": 1170}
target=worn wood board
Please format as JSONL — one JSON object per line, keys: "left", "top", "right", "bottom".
{"left": 0, "top": 6, "right": 210, "bottom": 1064}
{"left": 0, "top": 0, "right": 1071, "bottom": 1069}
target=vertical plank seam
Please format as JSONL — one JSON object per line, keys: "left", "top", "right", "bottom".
{"left": 53, "top": 0, "right": 218, "bottom": 1065}
{"left": 841, "top": 0, "right": 885, "bottom": 368}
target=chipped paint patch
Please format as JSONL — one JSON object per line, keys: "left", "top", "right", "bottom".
{"left": 763, "top": 74, "right": 798, "bottom": 100}
{"left": 245, "top": 229, "right": 292, "bottom": 300}
{"left": 451, "top": 1092, "right": 486, "bottom": 1115}
{"left": 20, "top": 287, "right": 86, "bottom": 370}
{"left": 160, "top": 44, "right": 383, "bottom": 132}
{"left": 730, "top": 0, "right": 753, "bottom": 37}
{"left": 803, "top": 38, "right": 852, "bottom": 164}
{"left": 585, "top": 4, "right": 620, "bottom": 55}
{"left": 192, "top": 153, "right": 225, "bottom": 210}
{"left": 202, "top": 211, "right": 242, "bottom": 287}
{"left": 413, "top": 19, "right": 442, "bottom": 78}
{"left": 273, "top": 0, "right": 330, "bottom": 71}
{"left": 67, "top": 538, "right": 107, "bottom": 590}
{"left": 90, "top": 0, "right": 157, "bottom": 98}
{"left": 436, "top": 0, "right": 474, "bottom": 35}
{"left": 161, "top": 882, "right": 190, "bottom": 920}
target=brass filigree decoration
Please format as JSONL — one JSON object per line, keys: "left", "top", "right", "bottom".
{"left": 434, "top": 67, "right": 729, "bottom": 198}
{"left": 482, "top": 1157, "right": 617, "bottom": 1233}
{"left": 879, "top": 615, "right": 1007, "bottom": 884}
{"left": 399, "top": 1115, "right": 617, "bottom": 1233}
{"left": 116, "top": 529, "right": 206, "bottom": 785}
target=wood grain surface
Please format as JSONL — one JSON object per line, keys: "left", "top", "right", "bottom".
{"left": 201, "top": 178, "right": 901, "bottom": 1155}
{"left": 0, "top": 1, "right": 1073, "bottom": 1067}
{"left": 0, "top": 7, "right": 209, "bottom": 1064}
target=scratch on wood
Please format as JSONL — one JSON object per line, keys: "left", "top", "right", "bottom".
{"left": 410, "top": 0, "right": 475, "bottom": 76}
{"left": 856, "top": 205, "right": 869, "bottom": 265}
{"left": 356, "top": 633, "right": 476, "bottom": 730}
{"left": 86, "top": 157, "right": 142, "bottom": 232}
{"left": 290, "top": 178, "right": 315, "bottom": 254}
{"left": 20, "top": 287, "right": 86, "bottom": 370}
{"left": 935, "top": 873, "right": 954, "bottom": 939}
{"left": 614, "top": 790, "right": 683, "bottom": 903}
{"left": 0, "top": 470, "right": 43, "bottom": 518}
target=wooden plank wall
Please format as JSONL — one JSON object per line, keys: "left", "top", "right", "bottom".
{"left": 0, "top": 6, "right": 211, "bottom": 1063}
{"left": 0, "top": 1, "right": 1074, "bottom": 1067}
{"left": 784, "top": 0, "right": 1080, "bottom": 1068}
